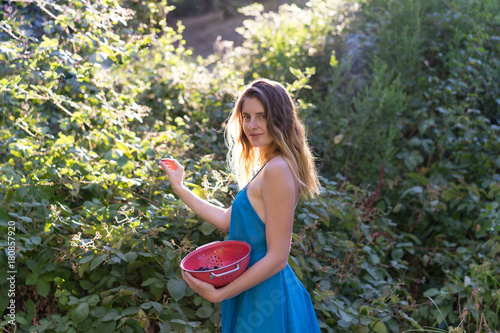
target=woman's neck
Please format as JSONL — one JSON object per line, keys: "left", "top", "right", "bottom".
{"left": 259, "top": 152, "right": 279, "bottom": 166}
{"left": 257, "top": 143, "right": 281, "bottom": 165}
{"left": 258, "top": 147, "right": 271, "bottom": 166}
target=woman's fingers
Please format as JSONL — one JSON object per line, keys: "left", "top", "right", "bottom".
{"left": 183, "top": 270, "right": 201, "bottom": 288}
{"left": 182, "top": 270, "right": 199, "bottom": 291}
{"left": 159, "top": 158, "right": 177, "bottom": 171}
{"left": 170, "top": 159, "right": 182, "bottom": 170}
{"left": 159, "top": 158, "right": 184, "bottom": 189}
{"left": 182, "top": 270, "right": 213, "bottom": 292}
{"left": 182, "top": 270, "right": 221, "bottom": 303}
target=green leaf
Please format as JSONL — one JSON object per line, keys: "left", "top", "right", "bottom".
{"left": 339, "top": 309, "right": 353, "bottom": 322}
{"left": 90, "top": 255, "right": 106, "bottom": 271}
{"left": 119, "top": 289, "right": 134, "bottom": 296}
{"left": 200, "top": 221, "right": 216, "bottom": 235}
{"left": 210, "top": 309, "right": 221, "bottom": 326}
{"left": 90, "top": 307, "right": 106, "bottom": 317}
{"left": 25, "top": 299, "right": 35, "bottom": 317}
{"left": 71, "top": 302, "right": 90, "bottom": 324}
{"left": 142, "top": 277, "right": 159, "bottom": 287}
{"left": 38, "top": 37, "right": 59, "bottom": 50}
{"left": 16, "top": 315, "right": 29, "bottom": 325}
{"left": 18, "top": 215, "right": 33, "bottom": 223}
{"left": 68, "top": 296, "right": 80, "bottom": 306}
{"left": 288, "top": 255, "right": 304, "bottom": 280}
{"left": 26, "top": 272, "right": 39, "bottom": 285}
{"left": 79, "top": 255, "right": 94, "bottom": 264}
{"left": 196, "top": 306, "right": 214, "bottom": 319}
{"left": 423, "top": 288, "right": 440, "bottom": 297}
{"left": 401, "top": 186, "right": 423, "bottom": 198}
{"left": 87, "top": 294, "right": 100, "bottom": 306}
{"left": 121, "top": 307, "right": 139, "bottom": 316}
{"left": 167, "top": 278, "right": 186, "bottom": 301}
{"left": 111, "top": 238, "right": 124, "bottom": 250}
{"left": 0, "top": 210, "right": 10, "bottom": 224}
{"left": 54, "top": 133, "right": 75, "bottom": 147}
{"left": 89, "top": 52, "right": 108, "bottom": 64}
{"left": 111, "top": 248, "right": 128, "bottom": 262}
{"left": 464, "top": 276, "right": 472, "bottom": 287}
{"left": 192, "top": 187, "right": 207, "bottom": 200}
{"left": 151, "top": 301, "right": 163, "bottom": 313}
{"left": 140, "top": 302, "right": 152, "bottom": 310}
{"left": 95, "top": 320, "right": 116, "bottom": 333}
{"left": 391, "top": 248, "right": 404, "bottom": 261}
{"left": 124, "top": 252, "right": 138, "bottom": 263}
{"left": 369, "top": 321, "right": 387, "bottom": 333}
{"left": 187, "top": 321, "right": 201, "bottom": 328}
{"left": 290, "top": 67, "right": 303, "bottom": 78}
{"left": 102, "top": 295, "right": 115, "bottom": 304}
{"left": 404, "top": 150, "right": 423, "bottom": 171}
{"left": 408, "top": 172, "right": 429, "bottom": 185}
{"left": 101, "top": 309, "right": 121, "bottom": 321}
{"left": 36, "top": 279, "right": 50, "bottom": 297}
{"left": 359, "top": 305, "right": 370, "bottom": 316}
{"left": 399, "top": 311, "right": 423, "bottom": 329}
{"left": 79, "top": 261, "right": 90, "bottom": 278}
{"left": 442, "top": 189, "right": 459, "bottom": 202}
{"left": 30, "top": 235, "right": 42, "bottom": 245}
{"left": 10, "top": 149, "right": 21, "bottom": 158}
{"left": 116, "top": 141, "right": 132, "bottom": 157}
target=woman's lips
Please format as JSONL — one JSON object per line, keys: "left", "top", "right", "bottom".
{"left": 249, "top": 134, "right": 262, "bottom": 140}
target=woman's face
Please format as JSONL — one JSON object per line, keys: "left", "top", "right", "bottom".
{"left": 241, "top": 97, "right": 273, "bottom": 149}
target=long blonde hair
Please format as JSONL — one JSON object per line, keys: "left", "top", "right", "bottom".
{"left": 225, "top": 78, "right": 320, "bottom": 198}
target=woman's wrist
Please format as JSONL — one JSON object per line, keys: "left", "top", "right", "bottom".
{"left": 171, "top": 182, "right": 186, "bottom": 195}
{"left": 213, "top": 286, "right": 230, "bottom": 303}
{"left": 216, "top": 282, "right": 236, "bottom": 303}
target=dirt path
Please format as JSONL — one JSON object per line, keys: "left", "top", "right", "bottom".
{"left": 169, "top": 1, "right": 285, "bottom": 58}
{"left": 171, "top": 11, "right": 247, "bottom": 58}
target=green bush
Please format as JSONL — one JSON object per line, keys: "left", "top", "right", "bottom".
{"left": 312, "top": 0, "right": 500, "bottom": 329}
{"left": 226, "top": 0, "right": 500, "bottom": 330}
{"left": 1, "top": 0, "right": 499, "bottom": 332}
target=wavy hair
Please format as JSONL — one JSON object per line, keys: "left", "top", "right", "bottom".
{"left": 225, "top": 78, "right": 320, "bottom": 198}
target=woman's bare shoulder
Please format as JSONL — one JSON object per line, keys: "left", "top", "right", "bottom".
{"left": 265, "top": 156, "right": 291, "bottom": 173}
{"left": 262, "top": 156, "right": 295, "bottom": 188}
{"left": 260, "top": 156, "right": 298, "bottom": 209}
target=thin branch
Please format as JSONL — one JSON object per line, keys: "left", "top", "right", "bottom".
{"left": 0, "top": 22, "right": 20, "bottom": 40}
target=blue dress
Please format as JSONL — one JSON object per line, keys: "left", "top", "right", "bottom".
{"left": 221, "top": 165, "right": 321, "bottom": 333}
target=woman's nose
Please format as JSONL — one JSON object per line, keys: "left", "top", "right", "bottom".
{"left": 249, "top": 118, "right": 258, "bottom": 129}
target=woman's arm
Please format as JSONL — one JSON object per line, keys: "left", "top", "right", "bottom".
{"left": 183, "top": 158, "right": 297, "bottom": 302}
{"left": 161, "top": 159, "right": 231, "bottom": 232}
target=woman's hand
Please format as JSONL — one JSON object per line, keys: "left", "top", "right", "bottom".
{"left": 159, "top": 159, "right": 184, "bottom": 191}
{"left": 182, "top": 270, "right": 225, "bottom": 303}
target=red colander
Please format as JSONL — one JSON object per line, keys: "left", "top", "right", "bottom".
{"left": 180, "top": 241, "right": 251, "bottom": 288}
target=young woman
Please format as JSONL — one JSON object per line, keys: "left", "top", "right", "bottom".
{"left": 161, "top": 78, "right": 321, "bottom": 332}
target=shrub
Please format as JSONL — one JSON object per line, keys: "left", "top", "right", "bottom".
{"left": 1, "top": 0, "right": 499, "bottom": 331}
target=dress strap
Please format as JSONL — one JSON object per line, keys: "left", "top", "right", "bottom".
{"left": 247, "top": 159, "right": 271, "bottom": 186}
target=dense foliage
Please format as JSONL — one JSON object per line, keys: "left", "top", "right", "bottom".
{"left": 0, "top": 0, "right": 499, "bottom": 332}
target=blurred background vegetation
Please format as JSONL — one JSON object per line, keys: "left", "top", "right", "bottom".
{"left": 0, "top": 0, "right": 499, "bottom": 332}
